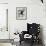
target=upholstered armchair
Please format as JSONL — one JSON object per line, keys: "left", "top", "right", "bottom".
{"left": 19, "top": 23, "right": 41, "bottom": 46}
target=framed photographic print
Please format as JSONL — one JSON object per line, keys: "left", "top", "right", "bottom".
{"left": 16, "top": 7, "right": 27, "bottom": 20}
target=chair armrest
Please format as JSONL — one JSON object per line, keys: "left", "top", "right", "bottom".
{"left": 22, "top": 31, "right": 28, "bottom": 35}
{"left": 19, "top": 31, "right": 27, "bottom": 41}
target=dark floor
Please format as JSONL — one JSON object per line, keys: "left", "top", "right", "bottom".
{"left": 19, "top": 41, "right": 43, "bottom": 46}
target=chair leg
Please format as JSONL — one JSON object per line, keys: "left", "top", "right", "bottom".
{"left": 30, "top": 39, "right": 34, "bottom": 46}
{"left": 20, "top": 41, "right": 21, "bottom": 45}
{"left": 30, "top": 42, "right": 34, "bottom": 46}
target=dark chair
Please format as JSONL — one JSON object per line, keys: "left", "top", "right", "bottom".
{"left": 19, "top": 23, "right": 40, "bottom": 46}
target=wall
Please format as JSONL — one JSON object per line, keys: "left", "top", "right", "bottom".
{"left": 0, "top": 0, "right": 8, "bottom": 3}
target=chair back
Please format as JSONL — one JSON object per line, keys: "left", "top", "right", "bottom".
{"left": 27, "top": 23, "right": 40, "bottom": 35}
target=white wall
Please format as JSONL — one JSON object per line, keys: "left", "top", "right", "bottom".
{"left": 0, "top": 0, "right": 8, "bottom": 3}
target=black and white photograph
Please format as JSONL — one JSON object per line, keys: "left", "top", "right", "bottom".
{"left": 16, "top": 7, "right": 27, "bottom": 20}
{"left": 0, "top": 0, "right": 46, "bottom": 46}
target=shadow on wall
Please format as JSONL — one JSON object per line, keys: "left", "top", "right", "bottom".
{"left": 40, "top": 25, "right": 45, "bottom": 46}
